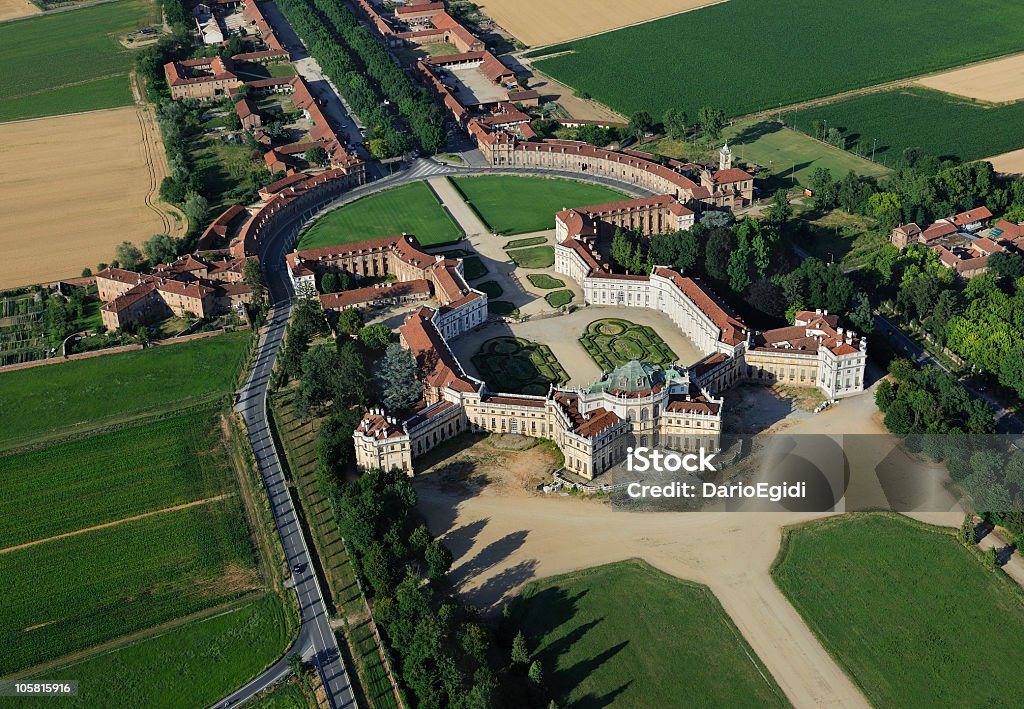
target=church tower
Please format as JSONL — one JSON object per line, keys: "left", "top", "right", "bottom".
{"left": 719, "top": 143, "right": 732, "bottom": 171}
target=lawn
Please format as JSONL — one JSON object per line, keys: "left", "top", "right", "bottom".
{"left": 461, "top": 255, "right": 488, "bottom": 280}
{"left": 773, "top": 514, "right": 1024, "bottom": 707}
{"left": 527, "top": 273, "right": 565, "bottom": 289}
{"left": 25, "top": 594, "right": 295, "bottom": 709}
{"left": 489, "top": 301, "right": 518, "bottom": 317}
{"left": 722, "top": 121, "right": 892, "bottom": 186}
{"left": 512, "top": 560, "right": 787, "bottom": 708}
{"left": 508, "top": 246, "right": 555, "bottom": 269}
{"left": 450, "top": 176, "right": 626, "bottom": 235}
{"left": 579, "top": 318, "right": 677, "bottom": 370}
{"left": 299, "top": 182, "right": 461, "bottom": 249}
{"left": 0, "top": 0, "right": 154, "bottom": 121}
{"left": 0, "top": 498, "right": 257, "bottom": 674}
{"left": 192, "top": 131, "right": 272, "bottom": 210}
{"left": 787, "top": 210, "right": 886, "bottom": 269}
{"left": 504, "top": 236, "right": 548, "bottom": 249}
{"left": 545, "top": 290, "right": 574, "bottom": 308}
{"left": 787, "top": 87, "right": 1024, "bottom": 163}
{"left": 0, "top": 331, "right": 250, "bottom": 450}
{"left": 0, "top": 408, "right": 233, "bottom": 549}
{"left": 471, "top": 336, "right": 568, "bottom": 395}
{"left": 528, "top": 0, "right": 1024, "bottom": 119}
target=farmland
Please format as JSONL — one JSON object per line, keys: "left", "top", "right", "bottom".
{"left": 773, "top": 514, "right": 1024, "bottom": 707}
{"left": 450, "top": 176, "right": 626, "bottom": 235}
{"left": 25, "top": 594, "right": 295, "bottom": 709}
{"left": 720, "top": 121, "right": 892, "bottom": 185}
{"left": 512, "top": 560, "right": 787, "bottom": 707}
{"left": 0, "top": 409, "right": 234, "bottom": 549}
{"left": 0, "top": 497, "right": 257, "bottom": 674}
{"left": 528, "top": 0, "right": 1024, "bottom": 119}
{"left": 299, "top": 182, "right": 461, "bottom": 250}
{"left": 0, "top": 106, "right": 179, "bottom": 289}
{"left": 0, "top": 0, "right": 154, "bottom": 120}
{"left": 0, "top": 0, "right": 38, "bottom": 21}
{"left": 0, "top": 331, "right": 250, "bottom": 449}
{"left": 786, "top": 88, "right": 1024, "bottom": 163}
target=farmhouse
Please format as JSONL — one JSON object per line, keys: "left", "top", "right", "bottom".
{"left": 96, "top": 254, "right": 254, "bottom": 330}
{"left": 890, "top": 206, "right": 1023, "bottom": 278}
{"left": 165, "top": 56, "right": 241, "bottom": 100}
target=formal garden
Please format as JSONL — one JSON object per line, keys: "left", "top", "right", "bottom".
{"left": 579, "top": 318, "right": 677, "bottom": 370}
{"left": 471, "top": 337, "right": 568, "bottom": 395}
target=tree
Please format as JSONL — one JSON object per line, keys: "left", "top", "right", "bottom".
{"left": 704, "top": 227, "right": 737, "bottom": 282}
{"left": 807, "top": 167, "right": 837, "bottom": 210}
{"left": 847, "top": 292, "right": 874, "bottom": 334}
{"left": 696, "top": 106, "right": 725, "bottom": 141}
{"left": 528, "top": 660, "right": 543, "bottom": 686}
{"left": 81, "top": 267, "right": 92, "bottom": 277}
{"left": 957, "top": 513, "right": 976, "bottom": 545}
{"left": 409, "top": 524, "right": 431, "bottom": 553}
{"left": 143, "top": 233, "right": 178, "bottom": 265}
{"left": 359, "top": 324, "right": 391, "bottom": 350}
{"left": 336, "top": 307, "right": 363, "bottom": 336}
{"left": 304, "top": 146, "right": 328, "bottom": 166}
{"left": 114, "top": 241, "right": 144, "bottom": 271}
{"left": 984, "top": 545, "right": 999, "bottom": 570}
{"left": 336, "top": 341, "right": 370, "bottom": 408}
{"left": 988, "top": 251, "right": 1024, "bottom": 282}
{"left": 662, "top": 108, "right": 688, "bottom": 141}
{"left": 287, "top": 652, "right": 305, "bottom": 676}
{"left": 374, "top": 343, "right": 423, "bottom": 411}
{"left": 511, "top": 631, "right": 530, "bottom": 665}
{"left": 610, "top": 229, "right": 636, "bottom": 273}
{"left": 766, "top": 189, "right": 792, "bottom": 225}
{"left": 627, "top": 111, "right": 653, "bottom": 140}
{"left": 297, "top": 344, "right": 342, "bottom": 413}
{"left": 183, "top": 192, "right": 209, "bottom": 223}
{"left": 363, "top": 541, "right": 400, "bottom": 596}
{"left": 424, "top": 540, "right": 453, "bottom": 580}
{"left": 243, "top": 258, "right": 265, "bottom": 302}
{"left": 868, "top": 192, "right": 903, "bottom": 233}
{"left": 746, "top": 278, "right": 785, "bottom": 316}
{"left": 321, "top": 272, "right": 341, "bottom": 293}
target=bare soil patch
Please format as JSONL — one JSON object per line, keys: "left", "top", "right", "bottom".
{"left": 987, "top": 147, "right": 1024, "bottom": 176}
{"left": 918, "top": 53, "right": 1024, "bottom": 103}
{"left": 0, "top": 106, "right": 181, "bottom": 289}
{"left": 480, "top": 0, "right": 723, "bottom": 47}
{"left": 0, "top": 0, "right": 38, "bottom": 21}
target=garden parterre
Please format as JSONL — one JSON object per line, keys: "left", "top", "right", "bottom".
{"left": 579, "top": 318, "right": 677, "bottom": 370}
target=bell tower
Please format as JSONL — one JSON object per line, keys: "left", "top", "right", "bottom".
{"left": 719, "top": 143, "right": 732, "bottom": 171}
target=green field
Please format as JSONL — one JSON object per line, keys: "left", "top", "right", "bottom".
{"left": 579, "top": 318, "right": 677, "bottom": 370}
{"left": 508, "top": 246, "right": 555, "bottom": 269}
{"left": 723, "top": 121, "right": 892, "bottom": 185}
{"left": 528, "top": 0, "right": 1024, "bottom": 119}
{"left": 788, "top": 210, "right": 886, "bottom": 269}
{"left": 450, "top": 176, "right": 626, "bottom": 235}
{"left": 26, "top": 594, "right": 295, "bottom": 709}
{"left": 299, "top": 182, "right": 461, "bottom": 249}
{"left": 787, "top": 87, "right": 1024, "bottom": 163}
{"left": 471, "top": 336, "right": 567, "bottom": 395}
{"left": 503, "top": 236, "right": 548, "bottom": 249}
{"left": 0, "top": 498, "right": 256, "bottom": 674}
{"left": 0, "top": 0, "right": 154, "bottom": 121}
{"left": 513, "top": 560, "right": 787, "bottom": 707}
{"left": 0, "top": 331, "right": 250, "bottom": 449}
{"left": 0, "top": 409, "right": 233, "bottom": 549}
{"left": 773, "top": 514, "right": 1024, "bottom": 707}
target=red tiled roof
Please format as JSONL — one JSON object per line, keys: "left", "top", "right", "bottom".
{"left": 653, "top": 268, "right": 748, "bottom": 346}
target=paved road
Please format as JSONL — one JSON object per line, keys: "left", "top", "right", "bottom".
{"left": 215, "top": 206, "right": 356, "bottom": 708}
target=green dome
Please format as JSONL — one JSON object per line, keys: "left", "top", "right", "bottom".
{"left": 586, "top": 360, "right": 685, "bottom": 394}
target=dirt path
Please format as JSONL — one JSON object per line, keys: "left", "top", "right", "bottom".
{"left": 0, "top": 494, "right": 234, "bottom": 555}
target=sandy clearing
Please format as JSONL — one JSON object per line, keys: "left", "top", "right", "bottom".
{"left": 415, "top": 376, "right": 962, "bottom": 707}
{"left": 0, "top": 0, "right": 38, "bottom": 21}
{"left": 480, "top": 0, "right": 723, "bottom": 47}
{"left": 918, "top": 53, "right": 1024, "bottom": 103}
{"left": 0, "top": 494, "right": 234, "bottom": 555}
{"left": 0, "top": 106, "right": 181, "bottom": 289}
{"left": 986, "top": 147, "right": 1024, "bottom": 176}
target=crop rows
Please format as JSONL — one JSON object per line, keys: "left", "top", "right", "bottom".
{"left": 0, "top": 408, "right": 233, "bottom": 549}
{"left": 529, "top": 0, "right": 1024, "bottom": 119}
{"left": 786, "top": 88, "right": 1024, "bottom": 163}
{"left": 0, "top": 499, "right": 256, "bottom": 675}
